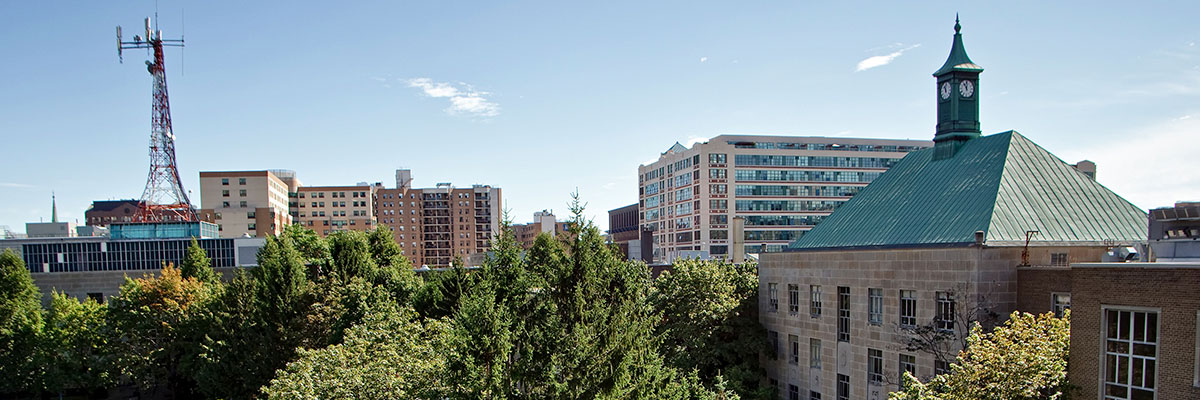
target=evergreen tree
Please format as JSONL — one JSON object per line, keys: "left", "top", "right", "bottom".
{"left": 181, "top": 238, "right": 219, "bottom": 285}
{"left": 0, "top": 249, "right": 43, "bottom": 394}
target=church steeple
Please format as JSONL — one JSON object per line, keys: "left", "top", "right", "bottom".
{"left": 51, "top": 191, "right": 58, "bottom": 223}
{"left": 933, "top": 15, "right": 984, "bottom": 160}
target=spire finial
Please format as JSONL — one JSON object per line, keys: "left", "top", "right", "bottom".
{"left": 954, "top": 14, "right": 961, "bottom": 33}
{"left": 51, "top": 191, "right": 58, "bottom": 223}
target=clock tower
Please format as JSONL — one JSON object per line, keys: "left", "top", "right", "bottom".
{"left": 933, "top": 16, "right": 983, "bottom": 160}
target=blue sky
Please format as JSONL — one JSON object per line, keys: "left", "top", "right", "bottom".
{"left": 1, "top": 1, "right": 1198, "bottom": 233}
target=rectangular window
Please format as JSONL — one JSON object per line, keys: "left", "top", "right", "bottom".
{"left": 837, "top": 287, "right": 850, "bottom": 342}
{"left": 789, "top": 334, "right": 800, "bottom": 364}
{"left": 836, "top": 374, "right": 849, "bottom": 400}
{"left": 810, "top": 285, "right": 822, "bottom": 317}
{"left": 710, "top": 184, "right": 727, "bottom": 194}
{"left": 810, "top": 391, "right": 821, "bottom": 400}
{"left": 868, "top": 288, "right": 883, "bottom": 325}
{"left": 239, "top": 201, "right": 247, "bottom": 208}
{"left": 788, "top": 384, "right": 799, "bottom": 400}
{"left": 239, "top": 189, "right": 247, "bottom": 197}
{"left": 709, "top": 153, "right": 727, "bottom": 164}
{"left": 710, "top": 230, "right": 728, "bottom": 240}
{"left": 936, "top": 292, "right": 956, "bottom": 332}
{"left": 900, "top": 290, "right": 917, "bottom": 326}
{"left": 934, "top": 360, "right": 951, "bottom": 375}
{"left": 788, "top": 284, "right": 800, "bottom": 314}
{"left": 810, "top": 338, "right": 822, "bottom": 369}
{"left": 899, "top": 354, "right": 917, "bottom": 377}
{"left": 1052, "top": 293, "right": 1071, "bottom": 318}
{"left": 768, "top": 331, "right": 780, "bottom": 360}
{"left": 221, "top": 178, "right": 229, "bottom": 185}
{"left": 1103, "top": 308, "right": 1158, "bottom": 399}
{"left": 709, "top": 168, "right": 727, "bottom": 179}
{"left": 248, "top": 223, "right": 256, "bottom": 230}
{"left": 1050, "top": 252, "right": 1069, "bottom": 266}
{"left": 868, "top": 348, "right": 883, "bottom": 385}
{"left": 769, "top": 283, "right": 779, "bottom": 312}
{"left": 238, "top": 178, "right": 247, "bottom": 185}
{"left": 222, "top": 189, "right": 230, "bottom": 197}
{"left": 710, "top": 199, "right": 727, "bottom": 209}
{"left": 710, "top": 214, "right": 728, "bottom": 225}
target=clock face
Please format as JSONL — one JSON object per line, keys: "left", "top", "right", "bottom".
{"left": 959, "top": 80, "right": 975, "bottom": 98}
{"left": 940, "top": 82, "right": 952, "bottom": 100}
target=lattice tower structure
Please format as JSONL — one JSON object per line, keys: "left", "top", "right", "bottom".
{"left": 118, "top": 18, "right": 197, "bottom": 222}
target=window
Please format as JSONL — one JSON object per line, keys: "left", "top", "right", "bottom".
{"left": 768, "top": 331, "right": 779, "bottom": 360}
{"left": 709, "top": 168, "right": 727, "bottom": 179}
{"left": 837, "top": 287, "right": 850, "bottom": 342}
{"left": 836, "top": 374, "right": 849, "bottom": 400}
{"left": 1103, "top": 308, "right": 1158, "bottom": 399}
{"left": 899, "top": 354, "right": 917, "bottom": 377}
{"left": 222, "top": 189, "right": 230, "bottom": 197}
{"left": 934, "top": 360, "right": 951, "bottom": 375}
{"left": 221, "top": 178, "right": 229, "bottom": 185}
{"left": 239, "top": 201, "right": 247, "bottom": 208}
{"left": 710, "top": 184, "right": 727, "bottom": 194}
{"left": 709, "top": 214, "right": 727, "bottom": 225}
{"left": 868, "top": 288, "right": 883, "bottom": 325}
{"left": 868, "top": 349, "right": 883, "bottom": 385}
{"left": 900, "top": 290, "right": 917, "bottom": 326}
{"left": 709, "top": 153, "right": 726, "bottom": 164}
{"left": 769, "top": 378, "right": 779, "bottom": 394}
{"left": 239, "top": 189, "right": 247, "bottom": 196}
{"left": 1050, "top": 252, "right": 1069, "bottom": 266}
{"left": 710, "top": 230, "right": 728, "bottom": 240}
{"left": 810, "top": 285, "right": 822, "bottom": 317}
{"left": 768, "top": 283, "right": 779, "bottom": 312}
{"left": 238, "top": 178, "right": 246, "bottom": 185}
{"left": 788, "top": 284, "right": 800, "bottom": 314}
{"left": 788, "top": 384, "right": 799, "bottom": 400}
{"left": 248, "top": 223, "right": 256, "bottom": 230}
{"left": 936, "top": 292, "right": 956, "bottom": 332}
{"left": 810, "top": 338, "right": 821, "bottom": 369}
{"left": 247, "top": 211, "right": 256, "bottom": 219}
{"left": 710, "top": 199, "right": 727, "bottom": 209}
{"left": 1052, "top": 293, "right": 1071, "bottom": 318}
{"left": 86, "top": 292, "right": 104, "bottom": 303}
{"left": 789, "top": 334, "right": 800, "bottom": 364}
{"left": 810, "top": 391, "right": 821, "bottom": 400}
{"left": 222, "top": 201, "right": 230, "bottom": 208}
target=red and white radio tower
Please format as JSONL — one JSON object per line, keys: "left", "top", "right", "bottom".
{"left": 117, "top": 17, "right": 197, "bottom": 222}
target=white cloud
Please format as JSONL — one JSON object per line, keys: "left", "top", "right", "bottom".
{"left": 856, "top": 44, "right": 920, "bottom": 72}
{"left": 1056, "top": 116, "right": 1200, "bottom": 209}
{"left": 0, "top": 183, "right": 34, "bottom": 188}
{"left": 685, "top": 136, "right": 708, "bottom": 147}
{"left": 406, "top": 78, "right": 500, "bottom": 117}
{"left": 700, "top": 57, "right": 708, "bottom": 63}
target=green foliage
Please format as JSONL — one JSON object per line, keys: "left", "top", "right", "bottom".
{"left": 889, "top": 311, "right": 1072, "bottom": 400}
{"left": 327, "top": 231, "right": 378, "bottom": 281}
{"left": 412, "top": 265, "right": 476, "bottom": 320}
{"left": 0, "top": 249, "right": 43, "bottom": 393}
{"left": 652, "top": 258, "right": 770, "bottom": 399}
{"left": 366, "top": 226, "right": 421, "bottom": 305}
{"left": 106, "top": 265, "right": 215, "bottom": 395}
{"left": 181, "top": 238, "right": 219, "bottom": 285}
{"left": 39, "top": 291, "right": 111, "bottom": 394}
{"left": 279, "top": 223, "right": 330, "bottom": 265}
{"left": 263, "top": 304, "right": 449, "bottom": 399}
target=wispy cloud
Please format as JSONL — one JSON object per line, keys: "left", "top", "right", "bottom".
{"left": 699, "top": 57, "right": 708, "bottom": 63}
{"left": 406, "top": 78, "right": 500, "bottom": 118}
{"left": 0, "top": 183, "right": 34, "bottom": 188}
{"left": 856, "top": 44, "right": 920, "bottom": 72}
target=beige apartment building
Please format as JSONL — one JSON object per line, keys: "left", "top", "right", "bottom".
{"left": 294, "top": 184, "right": 379, "bottom": 237}
{"left": 375, "top": 170, "right": 502, "bottom": 267}
{"left": 198, "top": 170, "right": 298, "bottom": 238}
{"left": 638, "top": 135, "right": 930, "bottom": 263}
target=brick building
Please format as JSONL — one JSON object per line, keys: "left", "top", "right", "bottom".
{"left": 294, "top": 184, "right": 379, "bottom": 237}
{"left": 374, "top": 170, "right": 501, "bottom": 267}
{"left": 84, "top": 199, "right": 142, "bottom": 227}
{"left": 198, "top": 170, "right": 299, "bottom": 238}
{"left": 509, "top": 210, "right": 568, "bottom": 250}
{"left": 757, "top": 20, "right": 1148, "bottom": 400}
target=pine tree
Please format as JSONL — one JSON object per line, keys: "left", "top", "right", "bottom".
{"left": 181, "top": 238, "right": 219, "bottom": 285}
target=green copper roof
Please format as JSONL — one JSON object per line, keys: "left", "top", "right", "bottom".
{"left": 788, "top": 131, "right": 1148, "bottom": 250}
{"left": 933, "top": 17, "right": 984, "bottom": 76}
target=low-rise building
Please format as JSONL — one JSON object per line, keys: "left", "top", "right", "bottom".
{"left": 510, "top": 210, "right": 569, "bottom": 250}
